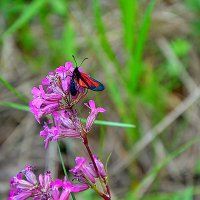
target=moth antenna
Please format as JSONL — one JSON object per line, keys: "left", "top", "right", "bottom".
{"left": 72, "top": 55, "right": 78, "bottom": 67}
{"left": 79, "top": 57, "right": 88, "bottom": 67}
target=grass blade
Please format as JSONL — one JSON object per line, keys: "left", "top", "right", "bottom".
{"left": 93, "top": 120, "right": 135, "bottom": 128}
{"left": 0, "top": 101, "right": 29, "bottom": 112}
{"left": 130, "top": 0, "right": 156, "bottom": 91}
{"left": 2, "top": 0, "right": 47, "bottom": 38}
{"left": 119, "top": 0, "right": 137, "bottom": 52}
{"left": 0, "top": 75, "right": 28, "bottom": 103}
{"left": 134, "top": 136, "right": 200, "bottom": 199}
{"left": 81, "top": 118, "right": 135, "bottom": 128}
{"left": 92, "top": 0, "right": 125, "bottom": 81}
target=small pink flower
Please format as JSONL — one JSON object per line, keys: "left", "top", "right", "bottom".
{"left": 51, "top": 179, "right": 63, "bottom": 199}
{"left": 70, "top": 157, "right": 96, "bottom": 183}
{"left": 21, "top": 165, "right": 37, "bottom": 185}
{"left": 40, "top": 122, "right": 59, "bottom": 149}
{"left": 38, "top": 171, "right": 52, "bottom": 192}
{"left": 8, "top": 166, "right": 87, "bottom": 200}
{"left": 40, "top": 110, "right": 81, "bottom": 149}
{"left": 51, "top": 179, "right": 89, "bottom": 200}
{"left": 59, "top": 181, "right": 77, "bottom": 200}
{"left": 8, "top": 165, "right": 53, "bottom": 200}
{"left": 30, "top": 62, "right": 89, "bottom": 123}
{"left": 30, "top": 85, "right": 62, "bottom": 123}
{"left": 70, "top": 155, "right": 106, "bottom": 185}
{"left": 84, "top": 100, "right": 106, "bottom": 132}
{"left": 90, "top": 155, "right": 106, "bottom": 178}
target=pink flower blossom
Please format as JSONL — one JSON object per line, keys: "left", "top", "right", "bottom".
{"left": 30, "top": 85, "right": 62, "bottom": 123}
{"left": 8, "top": 166, "right": 88, "bottom": 200}
{"left": 90, "top": 155, "right": 106, "bottom": 178}
{"left": 30, "top": 62, "right": 87, "bottom": 123}
{"left": 84, "top": 100, "right": 106, "bottom": 132}
{"left": 70, "top": 155, "right": 106, "bottom": 185}
{"left": 70, "top": 157, "right": 96, "bottom": 183}
{"left": 58, "top": 180, "right": 88, "bottom": 200}
{"left": 40, "top": 110, "right": 81, "bottom": 149}
{"left": 9, "top": 165, "right": 53, "bottom": 200}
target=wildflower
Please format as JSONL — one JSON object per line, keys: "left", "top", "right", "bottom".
{"left": 30, "top": 85, "right": 62, "bottom": 123}
{"left": 40, "top": 110, "right": 81, "bottom": 149}
{"left": 84, "top": 100, "right": 106, "bottom": 132}
{"left": 55, "top": 180, "right": 89, "bottom": 200}
{"left": 40, "top": 100, "right": 106, "bottom": 148}
{"left": 70, "top": 157, "right": 96, "bottom": 184}
{"left": 90, "top": 155, "right": 106, "bottom": 178}
{"left": 30, "top": 62, "right": 87, "bottom": 123}
{"left": 8, "top": 166, "right": 88, "bottom": 200}
{"left": 70, "top": 156, "right": 106, "bottom": 185}
{"left": 8, "top": 165, "right": 53, "bottom": 200}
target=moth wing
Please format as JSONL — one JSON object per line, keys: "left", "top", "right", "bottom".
{"left": 78, "top": 73, "right": 104, "bottom": 91}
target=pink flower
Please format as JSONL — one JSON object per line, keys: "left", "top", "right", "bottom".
{"left": 8, "top": 191, "right": 32, "bottom": 200}
{"left": 8, "top": 165, "right": 53, "bottom": 200}
{"left": 70, "top": 157, "right": 96, "bottom": 183}
{"left": 51, "top": 179, "right": 63, "bottom": 200}
{"left": 40, "top": 122, "right": 59, "bottom": 149}
{"left": 84, "top": 100, "right": 106, "bottom": 132}
{"left": 59, "top": 181, "right": 88, "bottom": 200}
{"left": 70, "top": 156, "right": 106, "bottom": 185}
{"left": 8, "top": 166, "right": 88, "bottom": 200}
{"left": 90, "top": 155, "right": 106, "bottom": 178}
{"left": 40, "top": 110, "right": 81, "bottom": 149}
{"left": 30, "top": 62, "right": 88, "bottom": 123}
{"left": 30, "top": 85, "right": 62, "bottom": 123}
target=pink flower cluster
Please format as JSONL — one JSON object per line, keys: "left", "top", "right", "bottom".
{"left": 40, "top": 99, "right": 105, "bottom": 149}
{"left": 30, "top": 62, "right": 87, "bottom": 123}
{"left": 8, "top": 165, "right": 88, "bottom": 200}
{"left": 8, "top": 60, "right": 111, "bottom": 200}
{"left": 29, "top": 61, "right": 106, "bottom": 148}
{"left": 70, "top": 156, "right": 106, "bottom": 184}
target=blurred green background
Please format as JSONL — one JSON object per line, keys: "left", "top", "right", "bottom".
{"left": 1, "top": 0, "right": 200, "bottom": 199}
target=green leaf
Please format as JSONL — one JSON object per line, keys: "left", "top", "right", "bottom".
{"left": 94, "top": 120, "right": 135, "bottom": 128}
{"left": 0, "top": 101, "right": 29, "bottom": 111}
{"left": 105, "top": 152, "right": 112, "bottom": 175}
{"left": 81, "top": 118, "right": 135, "bottom": 128}
{"left": 119, "top": 0, "right": 137, "bottom": 52}
{"left": 129, "top": 0, "right": 156, "bottom": 91}
{"left": 92, "top": 0, "right": 124, "bottom": 80}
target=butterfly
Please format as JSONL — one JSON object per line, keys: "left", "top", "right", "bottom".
{"left": 70, "top": 56, "right": 105, "bottom": 96}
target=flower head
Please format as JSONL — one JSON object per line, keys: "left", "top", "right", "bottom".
{"left": 40, "top": 110, "right": 81, "bottom": 149}
{"left": 30, "top": 62, "right": 87, "bottom": 122}
{"left": 8, "top": 166, "right": 89, "bottom": 200}
{"left": 70, "top": 155, "right": 106, "bottom": 186}
{"left": 84, "top": 100, "right": 106, "bottom": 132}
{"left": 30, "top": 85, "right": 62, "bottom": 123}
{"left": 9, "top": 165, "right": 52, "bottom": 200}
{"left": 90, "top": 155, "right": 106, "bottom": 178}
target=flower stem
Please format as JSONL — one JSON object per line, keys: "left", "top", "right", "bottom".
{"left": 57, "top": 141, "right": 76, "bottom": 200}
{"left": 81, "top": 130, "right": 111, "bottom": 199}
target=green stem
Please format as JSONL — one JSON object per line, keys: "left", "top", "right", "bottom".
{"left": 57, "top": 141, "right": 76, "bottom": 200}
